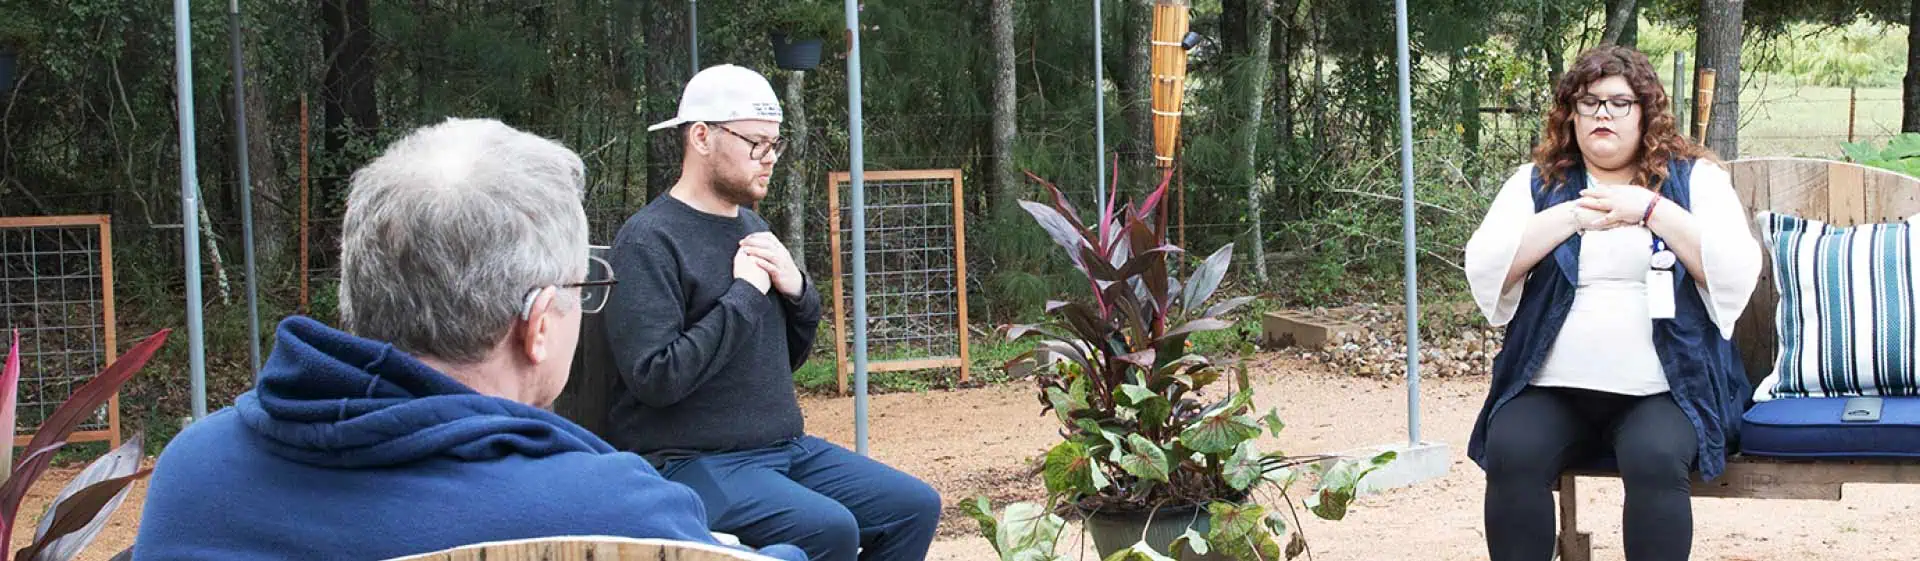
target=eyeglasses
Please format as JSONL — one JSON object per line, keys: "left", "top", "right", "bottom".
{"left": 520, "top": 255, "right": 618, "bottom": 319}
{"left": 710, "top": 123, "right": 788, "bottom": 160}
{"left": 1575, "top": 95, "right": 1639, "bottom": 118}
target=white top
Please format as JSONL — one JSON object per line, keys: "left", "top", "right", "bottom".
{"left": 1464, "top": 162, "right": 1762, "bottom": 395}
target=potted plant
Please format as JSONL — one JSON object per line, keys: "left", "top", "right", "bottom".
{"left": 2, "top": 328, "right": 172, "bottom": 561}
{"left": 767, "top": 1, "right": 837, "bottom": 71}
{"left": 964, "top": 169, "right": 1393, "bottom": 560}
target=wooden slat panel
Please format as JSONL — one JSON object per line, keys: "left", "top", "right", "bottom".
{"left": 1758, "top": 158, "right": 1831, "bottom": 221}
{"left": 1826, "top": 162, "right": 1867, "bottom": 226}
{"left": 867, "top": 357, "right": 964, "bottom": 373}
{"left": 1726, "top": 159, "right": 1779, "bottom": 387}
{"left": 388, "top": 537, "right": 776, "bottom": 560}
{"left": 0, "top": 215, "right": 111, "bottom": 228}
{"left": 829, "top": 172, "right": 851, "bottom": 394}
{"left": 1865, "top": 163, "right": 1920, "bottom": 223}
{"left": 1568, "top": 456, "right": 1920, "bottom": 500}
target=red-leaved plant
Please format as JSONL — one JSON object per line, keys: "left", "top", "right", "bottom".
{"left": 1, "top": 328, "right": 169, "bottom": 561}
{"left": 964, "top": 167, "right": 1392, "bottom": 561}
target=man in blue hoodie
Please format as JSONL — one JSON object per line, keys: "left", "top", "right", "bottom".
{"left": 133, "top": 118, "right": 806, "bottom": 561}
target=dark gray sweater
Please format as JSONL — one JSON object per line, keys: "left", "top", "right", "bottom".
{"left": 602, "top": 195, "right": 821, "bottom": 463}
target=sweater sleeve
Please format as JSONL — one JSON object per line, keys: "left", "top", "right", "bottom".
{"left": 604, "top": 239, "right": 768, "bottom": 407}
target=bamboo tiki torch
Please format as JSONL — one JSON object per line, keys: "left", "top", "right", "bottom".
{"left": 1693, "top": 68, "right": 1717, "bottom": 146}
{"left": 1151, "top": 0, "right": 1192, "bottom": 168}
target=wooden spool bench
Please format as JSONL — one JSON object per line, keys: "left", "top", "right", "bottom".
{"left": 385, "top": 536, "right": 779, "bottom": 561}
{"left": 1555, "top": 157, "right": 1920, "bottom": 560}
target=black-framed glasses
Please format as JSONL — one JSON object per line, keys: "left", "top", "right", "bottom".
{"left": 521, "top": 254, "right": 618, "bottom": 318}
{"left": 710, "top": 123, "right": 788, "bottom": 160}
{"left": 1575, "top": 95, "right": 1639, "bottom": 118}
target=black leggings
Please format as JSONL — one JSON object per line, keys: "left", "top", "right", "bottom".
{"left": 1483, "top": 386, "right": 1698, "bottom": 561}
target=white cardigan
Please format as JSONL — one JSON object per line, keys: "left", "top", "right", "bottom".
{"left": 1463, "top": 162, "right": 1762, "bottom": 396}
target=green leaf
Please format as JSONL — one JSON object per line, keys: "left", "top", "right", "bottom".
{"left": 1885, "top": 133, "right": 1920, "bottom": 159}
{"left": 1044, "top": 387, "right": 1075, "bottom": 424}
{"left": 1842, "top": 140, "right": 1881, "bottom": 163}
{"left": 1182, "top": 244, "right": 1235, "bottom": 311}
{"left": 1224, "top": 442, "right": 1263, "bottom": 491}
{"left": 1043, "top": 441, "right": 1098, "bottom": 496}
{"left": 1170, "top": 527, "right": 1211, "bottom": 556}
{"left": 1117, "top": 384, "right": 1158, "bottom": 406}
{"left": 1101, "top": 542, "right": 1177, "bottom": 561}
{"left": 1205, "top": 502, "right": 1265, "bottom": 542}
{"left": 1181, "top": 413, "right": 1262, "bottom": 455}
{"left": 1077, "top": 419, "right": 1124, "bottom": 452}
{"left": 1119, "top": 384, "right": 1172, "bottom": 430}
{"left": 1261, "top": 409, "right": 1287, "bottom": 437}
{"left": 1264, "top": 512, "right": 1289, "bottom": 539}
{"left": 961, "top": 497, "right": 1002, "bottom": 555}
{"left": 1311, "top": 485, "right": 1355, "bottom": 520}
{"left": 1205, "top": 502, "right": 1282, "bottom": 560}
{"left": 1117, "top": 434, "right": 1172, "bottom": 483}
{"left": 998, "top": 502, "right": 1066, "bottom": 559}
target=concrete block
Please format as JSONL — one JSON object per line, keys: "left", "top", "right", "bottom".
{"left": 1341, "top": 440, "right": 1453, "bottom": 496}
{"left": 1261, "top": 310, "right": 1362, "bottom": 350}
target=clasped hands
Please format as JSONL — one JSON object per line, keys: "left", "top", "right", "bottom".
{"left": 1568, "top": 184, "right": 1662, "bottom": 232}
{"left": 733, "top": 232, "right": 805, "bottom": 298}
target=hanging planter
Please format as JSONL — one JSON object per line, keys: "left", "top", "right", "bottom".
{"left": 770, "top": 32, "right": 824, "bottom": 71}
{"left": 0, "top": 48, "right": 17, "bottom": 94}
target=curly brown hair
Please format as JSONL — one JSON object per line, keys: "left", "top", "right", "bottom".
{"left": 1531, "top": 45, "right": 1714, "bottom": 192}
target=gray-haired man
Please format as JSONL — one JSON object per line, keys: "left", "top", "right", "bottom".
{"left": 135, "top": 118, "right": 805, "bottom": 561}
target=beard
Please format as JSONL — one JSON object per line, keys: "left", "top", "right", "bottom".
{"left": 709, "top": 160, "right": 766, "bottom": 207}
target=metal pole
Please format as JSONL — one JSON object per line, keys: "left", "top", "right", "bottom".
{"left": 845, "top": 0, "right": 870, "bottom": 456}
{"left": 689, "top": 0, "right": 700, "bottom": 72}
{"left": 1093, "top": 0, "right": 1108, "bottom": 218}
{"left": 229, "top": 0, "right": 261, "bottom": 374}
{"left": 1674, "top": 52, "right": 1688, "bottom": 141}
{"left": 175, "top": 0, "right": 208, "bottom": 421}
{"left": 1393, "top": 0, "right": 1420, "bottom": 445}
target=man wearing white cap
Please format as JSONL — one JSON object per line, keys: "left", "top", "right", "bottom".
{"left": 602, "top": 64, "right": 943, "bottom": 561}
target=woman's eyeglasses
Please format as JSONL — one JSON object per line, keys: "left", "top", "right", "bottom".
{"left": 1575, "top": 95, "right": 1639, "bottom": 118}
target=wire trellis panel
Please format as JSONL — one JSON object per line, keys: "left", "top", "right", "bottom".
{"left": 0, "top": 215, "right": 121, "bottom": 447}
{"left": 827, "top": 170, "right": 971, "bottom": 394}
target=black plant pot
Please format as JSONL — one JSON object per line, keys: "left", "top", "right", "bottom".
{"left": 769, "top": 32, "right": 823, "bottom": 71}
{"left": 1084, "top": 503, "right": 1235, "bottom": 560}
{"left": 0, "top": 49, "right": 16, "bottom": 94}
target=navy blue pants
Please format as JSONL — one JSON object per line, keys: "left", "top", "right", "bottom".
{"left": 661, "top": 436, "right": 942, "bottom": 561}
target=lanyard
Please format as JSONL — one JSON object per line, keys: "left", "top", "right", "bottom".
{"left": 1649, "top": 236, "right": 1675, "bottom": 270}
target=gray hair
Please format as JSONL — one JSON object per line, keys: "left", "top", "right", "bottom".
{"left": 339, "top": 118, "right": 588, "bottom": 363}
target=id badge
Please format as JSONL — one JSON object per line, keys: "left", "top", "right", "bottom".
{"left": 1646, "top": 269, "right": 1676, "bottom": 319}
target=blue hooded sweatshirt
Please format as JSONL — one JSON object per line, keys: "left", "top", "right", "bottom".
{"left": 134, "top": 316, "right": 807, "bottom": 561}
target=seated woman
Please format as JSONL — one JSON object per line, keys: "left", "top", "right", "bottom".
{"left": 1463, "top": 45, "right": 1762, "bottom": 561}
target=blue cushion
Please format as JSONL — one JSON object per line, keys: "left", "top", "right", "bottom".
{"left": 1740, "top": 397, "right": 1920, "bottom": 458}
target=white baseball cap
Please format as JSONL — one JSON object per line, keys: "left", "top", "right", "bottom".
{"left": 647, "top": 64, "right": 784, "bottom": 132}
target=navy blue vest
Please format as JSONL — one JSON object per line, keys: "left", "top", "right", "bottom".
{"left": 1466, "top": 159, "right": 1751, "bottom": 481}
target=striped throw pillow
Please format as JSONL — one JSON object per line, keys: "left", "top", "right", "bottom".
{"left": 1755, "top": 211, "right": 1920, "bottom": 401}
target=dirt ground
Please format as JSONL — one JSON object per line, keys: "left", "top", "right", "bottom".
{"left": 19, "top": 353, "right": 1920, "bottom": 560}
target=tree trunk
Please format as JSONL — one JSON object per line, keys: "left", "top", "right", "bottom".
{"left": 1222, "top": 0, "right": 1247, "bottom": 59}
{"left": 1695, "top": 0, "right": 1745, "bottom": 157}
{"left": 1905, "top": 0, "right": 1919, "bottom": 133}
{"left": 1602, "top": 0, "right": 1637, "bottom": 46}
{"left": 1543, "top": 5, "right": 1565, "bottom": 87}
{"left": 320, "top": 0, "right": 378, "bottom": 269}
{"left": 643, "top": 1, "right": 690, "bottom": 200}
{"left": 990, "top": 0, "right": 1020, "bottom": 218}
{"left": 1456, "top": 54, "right": 1481, "bottom": 153}
{"left": 1242, "top": 0, "right": 1274, "bottom": 285}
{"left": 246, "top": 81, "right": 287, "bottom": 273}
{"left": 783, "top": 71, "right": 811, "bottom": 275}
{"left": 1271, "top": 0, "right": 1296, "bottom": 141}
